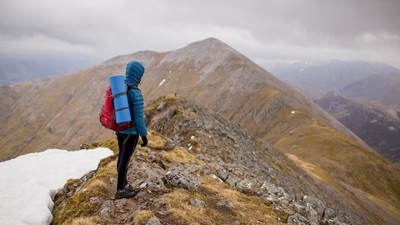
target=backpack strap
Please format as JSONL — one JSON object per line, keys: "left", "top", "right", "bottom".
{"left": 125, "top": 85, "right": 139, "bottom": 131}
{"left": 113, "top": 86, "right": 140, "bottom": 98}
{"left": 127, "top": 85, "right": 141, "bottom": 92}
{"left": 113, "top": 92, "right": 127, "bottom": 98}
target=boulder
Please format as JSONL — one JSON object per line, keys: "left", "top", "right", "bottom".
{"left": 164, "top": 165, "right": 203, "bottom": 190}
{"left": 145, "top": 216, "right": 162, "bottom": 225}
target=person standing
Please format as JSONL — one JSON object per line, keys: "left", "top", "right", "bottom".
{"left": 115, "top": 61, "right": 148, "bottom": 199}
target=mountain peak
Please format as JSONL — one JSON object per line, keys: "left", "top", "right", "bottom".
{"left": 160, "top": 37, "right": 239, "bottom": 66}
{"left": 188, "top": 37, "right": 227, "bottom": 48}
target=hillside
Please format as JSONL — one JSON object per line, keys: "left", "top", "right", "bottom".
{"left": 1, "top": 38, "right": 400, "bottom": 224}
{"left": 0, "top": 85, "right": 20, "bottom": 134}
{"left": 316, "top": 92, "right": 400, "bottom": 164}
{"left": 52, "top": 96, "right": 362, "bottom": 225}
{"left": 270, "top": 60, "right": 400, "bottom": 164}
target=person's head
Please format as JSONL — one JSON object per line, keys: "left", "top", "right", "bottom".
{"left": 125, "top": 61, "right": 145, "bottom": 87}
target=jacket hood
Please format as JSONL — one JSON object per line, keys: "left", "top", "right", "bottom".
{"left": 125, "top": 61, "right": 145, "bottom": 86}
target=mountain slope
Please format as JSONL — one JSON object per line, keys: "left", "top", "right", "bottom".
{"left": 316, "top": 92, "right": 400, "bottom": 164}
{"left": 0, "top": 85, "right": 21, "bottom": 134}
{"left": 269, "top": 61, "right": 400, "bottom": 162}
{"left": 1, "top": 38, "right": 400, "bottom": 224}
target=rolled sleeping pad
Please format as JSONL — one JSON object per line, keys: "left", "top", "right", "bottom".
{"left": 109, "top": 75, "right": 132, "bottom": 124}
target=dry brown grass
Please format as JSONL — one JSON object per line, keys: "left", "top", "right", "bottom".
{"left": 161, "top": 176, "right": 282, "bottom": 225}
{"left": 276, "top": 119, "right": 400, "bottom": 225}
{"left": 52, "top": 141, "right": 117, "bottom": 225}
{"left": 159, "top": 147, "right": 204, "bottom": 167}
{"left": 147, "top": 130, "right": 168, "bottom": 150}
{"left": 70, "top": 217, "right": 102, "bottom": 225}
{"left": 132, "top": 210, "right": 154, "bottom": 225}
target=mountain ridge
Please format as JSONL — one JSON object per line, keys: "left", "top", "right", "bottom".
{"left": 1, "top": 38, "right": 399, "bottom": 225}
{"left": 52, "top": 96, "right": 363, "bottom": 224}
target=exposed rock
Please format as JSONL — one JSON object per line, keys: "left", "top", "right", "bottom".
{"left": 155, "top": 199, "right": 171, "bottom": 211}
{"left": 146, "top": 175, "right": 165, "bottom": 193}
{"left": 146, "top": 216, "right": 162, "bottom": 225}
{"left": 216, "top": 200, "right": 235, "bottom": 209}
{"left": 225, "top": 174, "right": 238, "bottom": 187}
{"left": 304, "top": 203, "right": 319, "bottom": 225}
{"left": 324, "top": 207, "right": 338, "bottom": 220}
{"left": 210, "top": 174, "right": 224, "bottom": 182}
{"left": 236, "top": 179, "right": 254, "bottom": 194}
{"left": 258, "top": 180, "right": 280, "bottom": 195}
{"left": 216, "top": 167, "right": 230, "bottom": 181}
{"left": 115, "top": 199, "right": 127, "bottom": 210}
{"left": 99, "top": 200, "right": 115, "bottom": 218}
{"left": 287, "top": 213, "right": 309, "bottom": 224}
{"left": 89, "top": 197, "right": 101, "bottom": 204}
{"left": 164, "top": 165, "right": 203, "bottom": 190}
{"left": 187, "top": 163, "right": 201, "bottom": 173}
{"left": 302, "top": 194, "right": 326, "bottom": 217}
{"left": 201, "top": 163, "right": 212, "bottom": 175}
{"left": 189, "top": 197, "right": 205, "bottom": 208}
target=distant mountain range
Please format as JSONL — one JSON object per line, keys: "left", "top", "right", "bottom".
{"left": 270, "top": 60, "right": 400, "bottom": 114}
{"left": 271, "top": 60, "right": 400, "bottom": 102}
{"left": 0, "top": 38, "right": 399, "bottom": 225}
{"left": 270, "top": 60, "right": 400, "bottom": 164}
{"left": 340, "top": 72, "right": 400, "bottom": 115}
{"left": 0, "top": 53, "right": 99, "bottom": 85}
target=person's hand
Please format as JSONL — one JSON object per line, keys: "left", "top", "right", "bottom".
{"left": 141, "top": 136, "right": 148, "bottom": 147}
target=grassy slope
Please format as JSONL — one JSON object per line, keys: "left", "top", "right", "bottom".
{"left": 52, "top": 131, "right": 282, "bottom": 225}
{"left": 0, "top": 65, "right": 115, "bottom": 160}
{"left": 270, "top": 108, "right": 400, "bottom": 225}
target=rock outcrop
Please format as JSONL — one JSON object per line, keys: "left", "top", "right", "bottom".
{"left": 52, "top": 96, "right": 365, "bottom": 225}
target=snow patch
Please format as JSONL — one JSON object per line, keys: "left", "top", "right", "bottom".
{"left": 158, "top": 79, "right": 166, "bottom": 87}
{"left": 0, "top": 147, "right": 113, "bottom": 225}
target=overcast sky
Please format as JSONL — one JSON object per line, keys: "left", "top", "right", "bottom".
{"left": 1, "top": 0, "right": 400, "bottom": 68}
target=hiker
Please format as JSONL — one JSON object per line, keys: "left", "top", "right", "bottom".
{"left": 115, "top": 61, "right": 148, "bottom": 199}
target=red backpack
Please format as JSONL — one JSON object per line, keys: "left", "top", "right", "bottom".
{"left": 99, "top": 85, "right": 132, "bottom": 131}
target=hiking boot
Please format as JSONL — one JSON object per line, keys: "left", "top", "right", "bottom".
{"left": 114, "top": 187, "right": 139, "bottom": 199}
{"left": 124, "top": 184, "right": 136, "bottom": 193}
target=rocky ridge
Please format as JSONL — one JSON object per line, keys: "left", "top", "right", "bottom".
{"left": 52, "top": 96, "right": 365, "bottom": 225}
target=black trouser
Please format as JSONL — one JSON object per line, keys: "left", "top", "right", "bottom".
{"left": 116, "top": 132, "right": 139, "bottom": 190}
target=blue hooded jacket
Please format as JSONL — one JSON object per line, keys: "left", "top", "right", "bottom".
{"left": 119, "top": 61, "right": 147, "bottom": 137}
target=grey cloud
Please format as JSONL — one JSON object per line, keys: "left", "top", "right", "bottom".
{"left": 1, "top": 0, "right": 399, "bottom": 67}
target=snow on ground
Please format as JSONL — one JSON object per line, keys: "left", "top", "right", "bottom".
{"left": 158, "top": 79, "right": 166, "bottom": 87}
{"left": 0, "top": 147, "right": 113, "bottom": 225}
